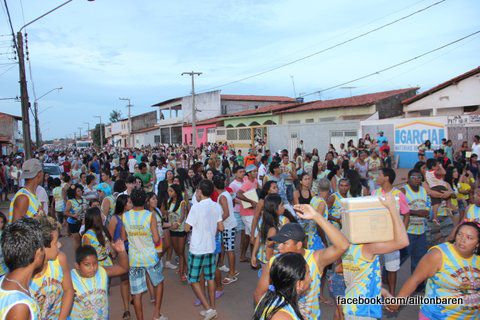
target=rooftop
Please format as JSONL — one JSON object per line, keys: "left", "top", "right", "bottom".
{"left": 224, "top": 102, "right": 301, "bottom": 118}
{"left": 0, "top": 112, "right": 22, "bottom": 121}
{"left": 402, "top": 66, "right": 480, "bottom": 105}
{"left": 279, "top": 88, "right": 418, "bottom": 114}
{"left": 220, "top": 94, "right": 295, "bottom": 102}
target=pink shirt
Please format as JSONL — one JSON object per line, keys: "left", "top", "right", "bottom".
{"left": 239, "top": 177, "right": 258, "bottom": 217}
{"left": 372, "top": 187, "right": 410, "bottom": 215}
{"left": 229, "top": 179, "right": 243, "bottom": 212}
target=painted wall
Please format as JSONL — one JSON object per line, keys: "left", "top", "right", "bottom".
{"left": 182, "top": 91, "right": 222, "bottom": 123}
{"left": 183, "top": 124, "right": 217, "bottom": 146}
{"left": 404, "top": 75, "right": 480, "bottom": 115}
{"left": 222, "top": 100, "right": 279, "bottom": 115}
{"left": 133, "top": 129, "right": 158, "bottom": 148}
{"left": 268, "top": 120, "right": 361, "bottom": 159}
{"left": 279, "top": 105, "right": 375, "bottom": 124}
{"left": 361, "top": 116, "right": 448, "bottom": 168}
{"left": 224, "top": 114, "right": 280, "bottom": 127}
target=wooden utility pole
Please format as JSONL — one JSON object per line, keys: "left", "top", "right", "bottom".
{"left": 17, "top": 32, "right": 32, "bottom": 159}
{"left": 119, "top": 97, "right": 133, "bottom": 147}
{"left": 182, "top": 71, "right": 202, "bottom": 147}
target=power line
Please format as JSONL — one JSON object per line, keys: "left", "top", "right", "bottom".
{"left": 2, "top": 0, "right": 18, "bottom": 52}
{"left": 198, "top": 0, "right": 447, "bottom": 93}
{"left": 301, "top": 30, "right": 480, "bottom": 97}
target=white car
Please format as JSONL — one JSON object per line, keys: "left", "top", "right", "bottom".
{"left": 43, "top": 163, "right": 62, "bottom": 180}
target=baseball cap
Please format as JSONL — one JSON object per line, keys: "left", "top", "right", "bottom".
{"left": 245, "top": 164, "right": 257, "bottom": 173}
{"left": 378, "top": 130, "right": 384, "bottom": 134}
{"left": 268, "top": 223, "right": 305, "bottom": 243}
{"left": 20, "top": 159, "right": 43, "bottom": 180}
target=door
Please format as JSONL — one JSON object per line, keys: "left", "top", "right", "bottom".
{"left": 288, "top": 131, "right": 299, "bottom": 158}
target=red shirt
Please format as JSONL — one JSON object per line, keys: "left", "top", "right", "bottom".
{"left": 239, "top": 177, "right": 258, "bottom": 217}
{"left": 63, "top": 161, "right": 71, "bottom": 173}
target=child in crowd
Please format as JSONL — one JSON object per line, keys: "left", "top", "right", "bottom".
{"left": 0, "top": 218, "right": 45, "bottom": 319}
{"left": 82, "top": 207, "right": 114, "bottom": 267}
{"left": 122, "top": 188, "right": 167, "bottom": 320}
{"left": 30, "top": 216, "right": 74, "bottom": 320}
{"left": 465, "top": 188, "right": 480, "bottom": 222}
{"left": 70, "top": 241, "right": 128, "bottom": 319}
{"left": 425, "top": 158, "right": 455, "bottom": 223}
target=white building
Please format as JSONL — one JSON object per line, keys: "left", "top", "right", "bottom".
{"left": 151, "top": 91, "right": 295, "bottom": 145}
{"left": 403, "top": 66, "right": 480, "bottom": 117}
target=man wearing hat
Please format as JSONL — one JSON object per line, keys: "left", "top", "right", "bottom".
{"left": 254, "top": 204, "right": 349, "bottom": 320}
{"left": 8, "top": 159, "right": 45, "bottom": 222}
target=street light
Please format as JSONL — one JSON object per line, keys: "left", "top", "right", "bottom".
{"left": 94, "top": 116, "right": 103, "bottom": 149}
{"left": 34, "top": 87, "right": 62, "bottom": 148}
{"left": 15, "top": 1, "right": 94, "bottom": 159}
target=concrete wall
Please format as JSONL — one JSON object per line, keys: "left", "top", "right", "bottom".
{"left": 182, "top": 91, "right": 221, "bottom": 123}
{"left": 183, "top": 124, "right": 216, "bottom": 146}
{"left": 376, "top": 89, "right": 417, "bottom": 119}
{"left": 131, "top": 111, "right": 157, "bottom": 132}
{"left": 222, "top": 100, "right": 277, "bottom": 115}
{"left": 404, "top": 75, "right": 480, "bottom": 115}
{"left": 134, "top": 129, "right": 158, "bottom": 148}
{"left": 279, "top": 105, "right": 375, "bottom": 124}
{"left": 268, "top": 120, "right": 361, "bottom": 159}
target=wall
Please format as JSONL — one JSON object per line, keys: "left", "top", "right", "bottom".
{"left": 133, "top": 129, "right": 159, "bottom": 148}
{"left": 268, "top": 120, "right": 361, "bottom": 159}
{"left": 279, "top": 105, "right": 375, "bottom": 124}
{"left": 182, "top": 91, "right": 221, "bottom": 123}
{"left": 404, "top": 75, "right": 480, "bottom": 114}
{"left": 182, "top": 124, "right": 217, "bottom": 146}
{"left": 0, "top": 114, "right": 15, "bottom": 142}
{"left": 222, "top": 100, "right": 277, "bottom": 115}
{"left": 376, "top": 90, "right": 417, "bottom": 118}
{"left": 361, "top": 116, "right": 448, "bottom": 168}
{"left": 131, "top": 111, "right": 157, "bottom": 132}
{"left": 224, "top": 114, "right": 280, "bottom": 127}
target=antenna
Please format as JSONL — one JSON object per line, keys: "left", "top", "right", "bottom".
{"left": 290, "top": 75, "right": 297, "bottom": 98}
{"left": 340, "top": 86, "right": 357, "bottom": 97}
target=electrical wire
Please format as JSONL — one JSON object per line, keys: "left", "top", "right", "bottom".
{"left": 197, "top": 0, "right": 448, "bottom": 93}
{"left": 300, "top": 30, "right": 480, "bottom": 97}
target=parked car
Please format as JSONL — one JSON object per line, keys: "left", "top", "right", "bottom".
{"left": 43, "top": 163, "right": 62, "bottom": 180}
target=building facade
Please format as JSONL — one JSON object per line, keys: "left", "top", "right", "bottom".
{"left": 0, "top": 112, "right": 21, "bottom": 155}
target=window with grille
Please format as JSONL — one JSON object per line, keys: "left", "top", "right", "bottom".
{"left": 221, "top": 105, "right": 227, "bottom": 115}
{"left": 305, "top": 119, "right": 314, "bottom": 123}
{"left": 319, "top": 117, "right": 336, "bottom": 122}
{"left": 287, "top": 120, "right": 300, "bottom": 124}
{"left": 207, "top": 128, "right": 215, "bottom": 134}
{"left": 345, "top": 131, "right": 358, "bottom": 137}
{"left": 227, "top": 129, "right": 238, "bottom": 140}
{"left": 331, "top": 131, "right": 343, "bottom": 137}
{"left": 239, "top": 128, "right": 251, "bottom": 140}
{"left": 197, "top": 129, "right": 204, "bottom": 139}
{"left": 154, "top": 135, "right": 160, "bottom": 143}
{"left": 216, "top": 129, "right": 225, "bottom": 136}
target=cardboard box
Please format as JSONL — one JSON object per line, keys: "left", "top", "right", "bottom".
{"left": 241, "top": 189, "right": 259, "bottom": 209}
{"left": 340, "top": 196, "right": 394, "bottom": 244}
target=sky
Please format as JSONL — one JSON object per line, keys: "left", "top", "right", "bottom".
{"left": 0, "top": 0, "right": 479, "bottom": 140}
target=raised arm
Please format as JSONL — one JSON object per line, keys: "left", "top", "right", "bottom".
{"left": 58, "top": 252, "right": 74, "bottom": 320}
{"left": 294, "top": 204, "right": 349, "bottom": 270}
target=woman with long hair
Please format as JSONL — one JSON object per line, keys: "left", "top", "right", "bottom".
{"left": 251, "top": 181, "right": 280, "bottom": 248}
{"left": 64, "top": 183, "right": 87, "bottom": 249}
{"left": 253, "top": 252, "right": 311, "bottom": 320}
{"left": 82, "top": 207, "right": 113, "bottom": 267}
{"left": 252, "top": 194, "right": 296, "bottom": 270}
{"left": 167, "top": 184, "right": 188, "bottom": 281}
{"left": 344, "top": 169, "right": 367, "bottom": 197}
{"left": 390, "top": 221, "right": 480, "bottom": 319}
{"left": 311, "top": 161, "right": 330, "bottom": 196}
{"left": 97, "top": 182, "right": 115, "bottom": 227}
{"left": 107, "top": 194, "right": 132, "bottom": 319}
{"left": 418, "top": 140, "right": 432, "bottom": 162}
{"left": 146, "top": 192, "right": 171, "bottom": 258}
{"left": 293, "top": 173, "right": 313, "bottom": 205}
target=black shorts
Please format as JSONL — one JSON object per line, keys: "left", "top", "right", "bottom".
{"left": 170, "top": 231, "right": 187, "bottom": 237}
{"left": 68, "top": 221, "right": 82, "bottom": 234}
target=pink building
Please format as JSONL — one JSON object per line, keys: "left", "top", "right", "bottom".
{"left": 182, "top": 117, "right": 223, "bottom": 146}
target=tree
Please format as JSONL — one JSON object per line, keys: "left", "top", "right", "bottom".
{"left": 109, "top": 109, "right": 122, "bottom": 123}
{"left": 92, "top": 123, "right": 106, "bottom": 147}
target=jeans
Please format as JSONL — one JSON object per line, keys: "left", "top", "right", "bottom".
{"left": 285, "top": 184, "right": 294, "bottom": 203}
{"left": 400, "top": 233, "right": 427, "bottom": 273}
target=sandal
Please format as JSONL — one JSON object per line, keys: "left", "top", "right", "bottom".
{"left": 180, "top": 274, "right": 187, "bottom": 282}
{"left": 122, "top": 311, "right": 131, "bottom": 320}
{"left": 222, "top": 276, "right": 238, "bottom": 285}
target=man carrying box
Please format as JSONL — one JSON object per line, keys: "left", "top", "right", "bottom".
{"left": 372, "top": 168, "right": 410, "bottom": 295}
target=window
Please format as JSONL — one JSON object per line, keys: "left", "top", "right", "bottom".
{"left": 254, "top": 105, "right": 259, "bottom": 110}
{"left": 154, "top": 135, "right": 160, "bottom": 143}
{"left": 305, "top": 118, "right": 314, "bottom": 123}
{"left": 227, "top": 129, "right": 238, "bottom": 140}
{"left": 197, "top": 129, "right": 204, "bottom": 139}
{"left": 287, "top": 120, "right": 301, "bottom": 124}
{"left": 216, "top": 129, "right": 225, "bottom": 136}
{"left": 221, "top": 105, "right": 227, "bottom": 115}
{"left": 239, "top": 128, "right": 251, "bottom": 140}
{"left": 290, "top": 132, "right": 298, "bottom": 139}
{"left": 207, "top": 128, "right": 215, "bottom": 134}
{"left": 419, "top": 110, "right": 432, "bottom": 116}
{"left": 319, "top": 117, "right": 336, "bottom": 122}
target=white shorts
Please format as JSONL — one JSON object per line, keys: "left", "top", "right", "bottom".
{"left": 241, "top": 215, "right": 254, "bottom": 237}
{"left": 382, "top": 250, "right": 400, "bottom": 272}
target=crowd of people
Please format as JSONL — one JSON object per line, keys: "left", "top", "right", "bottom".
{"left": 0, "top": 130, "right": 479, "bottom": 320}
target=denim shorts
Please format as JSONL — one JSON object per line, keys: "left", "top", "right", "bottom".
{"left": 129, "top": 259, "right": 164, "bottom": 295}
{"left": 234, "top": 211, "right": 244, "bottom": 231}
{"left": 328, "top": 270, "right": 346, "bottom": 298}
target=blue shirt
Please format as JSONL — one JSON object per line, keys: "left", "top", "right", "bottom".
{"left": 377, "top": 135, "right": 388, "bottom": 144}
